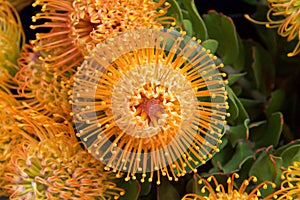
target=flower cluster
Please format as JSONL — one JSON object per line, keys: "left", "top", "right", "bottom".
{"left": 5, "top": 135, "right": 125, "bottom": 199}
{"left": 1, "top": 0, "right": 299, "bottom": 199}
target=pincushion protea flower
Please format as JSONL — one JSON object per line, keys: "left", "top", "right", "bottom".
{"left": 245, "top": 0, "right": 300, "bottom": 57}
{"left": 0, "top": 0, "right": 25, "bottom": 75}
{"left": 265, "top": 161, "right": 300, "bottom": 199}
{"left": 72, "top": 27, "right": 229, "bottom": 184}
{"left": 182, "top": 173, "right": 276, "bottom": 200}
{"left": 30, "top": 0, "right": 176, "bottom": 76}
{"left": 4, "top": 135, "right": 125, "bottom": 199}
{"left": 14, "top": 44, "right": 73, "bottom": 119}
{"left": 0, "top": 93, "right": 75, "bottom": 196}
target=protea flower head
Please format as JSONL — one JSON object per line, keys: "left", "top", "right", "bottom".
{"left": 182, "top": 173, "right": 276, "bottom": 200}
{"left": 14, "top": 44, "right": 73, "bottom": 119}
{"left": 0, "top": 87, "right": 75, "bottom": 195}
{"left": 30, "top": 0, "right": 176, "bottom": 76}
{"left": 72, "top": 27, "right": 229, "bottom": 184}
{"left": 265, "top": 161, "right": 300, "bottom": 200}
{"left": 0, "top": 0, "right": 25, "bottom": 76}
{"left": 4, "top": 135, "right": 125, "bottom": 199}
{"left": 245, "top": 0, "right": 300, "bottom": 57}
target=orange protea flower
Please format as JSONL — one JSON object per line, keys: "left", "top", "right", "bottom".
{"left": 0, "top": 109, "right": 75, "bottom": 171}
{"left": 72, "top": 27, "right": 229, "bottom": 184}
{"left": 30, "top": 0, "right": 176, "bottom": 76}
{"left": 4, "top": 135, "right": 125, "bottom": 199}
{"left": 265, "top": 161, "right": 300, "bottom": 200}
{"left": 245, "top": 0, "right": 300, "bottom": 57}
{"left": 182, "top": 173, "right": 276, "bottom": 200}
{"left": 14, "top": 44, "right": 73, "bottom": 119}
{"left": 0, "top": 0, "right": 25, "bottom": 76}
{"left": 0, "top": 93, "right": 75, "bottom": 196}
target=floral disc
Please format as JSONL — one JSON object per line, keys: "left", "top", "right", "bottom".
{"left": 72, "top": 27, "right": 228, "bottom": 183}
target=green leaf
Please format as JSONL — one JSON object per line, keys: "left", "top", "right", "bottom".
{"left": 139, "top": 181, "right": 152, "bottom": 197}
{"left": 222, "top": 141, "right": 255, "bottom": 173}
{"left": 210, "top": 138, "right": 235, "bottom": 171}
{"left": 243, "top": 0, "right": 268, "bottom": 6}
{"left": 185, "top": 174, "right": 202, "bottom": 195}
{"left": 242, "top": 40, "right": 256, "bottom": 78}
{"left": 233, "top": 36, "right": 245, "bottom": 71}
{"left": 227, "top": 87, "right": 239, "bottom": 123}
{"left": 181, "top": 9, "right": 190, "bottom": 19}
{"left": 240, "top": 98, "right": 263, "bottom": 108}
{"left": 202, "top": 39, "right": 218, "bottom": 54}
{"left": 228, "top": 119, "right": 250, "bottom": 147}
{"left": 249, "top": 112, "right": 283, "bottom": 149}
{"left": 157, "top": 177, "right": 180, "bottom": 200}
{"left": 274, "top": 139, "right": 300, "bottom": 156}
{"left": 203, "top": 11, "right": 240, "bottom": 65}
{"left": 279, "top": 144, "right": 300, "bottom": 168}
{"left": 249, "top": 150, "right": 283, "bottom": 185}
{"left": 227, "top": 72, "right": 247, "bottom": 86}
{"left": 118, "top": 180, "right": 140, "bottom": 200}
{"left": 181, "top": 0, "right": 208, "bottom": 40}
{"left": 230, "top": 85, "right": 243, "bottom": 96}
{"left": 226, "top": 86, "right": 249, "bottom": 125}
{"left": 265, "top": 89, "right": 285, "bottom": 117}
{"left": 183, "top": 19, "right": 193, "bottom": 37}
{"left": 240, "top": 98, "right": 264, "bottom": 120}
{"left": 251, "top": 45, "right": 276, "bottom": 94}
{"left": 165, "top": 0, "right": 183, "bottom": 26}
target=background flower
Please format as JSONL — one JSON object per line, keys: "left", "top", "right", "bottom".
{"left": 30, "top": 0, "right": 176, "bottom": 76}
{"left": 5, "top": 135, "right": 125, "bottom": 199}
{"left": 182, "top": 173, "right": 276, "bottom": 200}
{"left": 245, "top": 0, "right": 300, "bottom": 57}
{"left": 0, "top": 92, "right": 74, "bottom": 196}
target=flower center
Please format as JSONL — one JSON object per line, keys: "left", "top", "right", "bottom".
{"left": 111, "top": 63, "right": 195, "bottom": 139}
{"left": 129, "top": 83, "right": 180, "bottom": 129}
{"left": 131, "top": 96, "right": 164, "bottom": 127}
